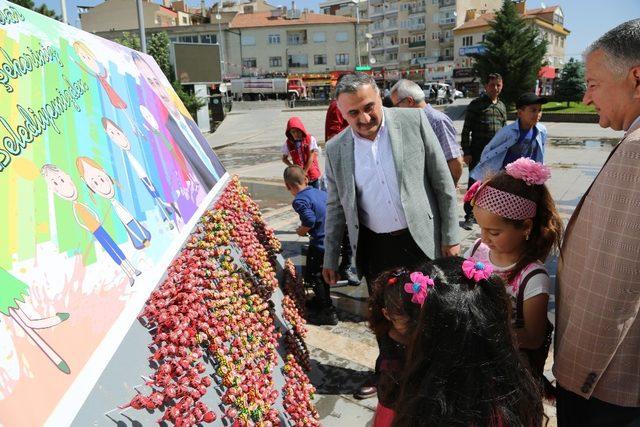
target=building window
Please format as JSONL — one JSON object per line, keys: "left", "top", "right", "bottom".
{"left": 268, "top": 34, "right": 280, "bottom": 44}
{"left": 178, "top": 35, "right": 198, "bottom": 43}
{"left": 241, "top": 35, "right": 256, "bottom": 46}
{"left": 462, "top": 35, "right": 473, "bottom": 46}
{"left": 481, "top": 34, "right": 486, "bottom": 42}
{"left": 314, "top": 54, "right": 327, "bottom": 65}
{"left": 182, "top": 16, "right": 188, "bottom": 24}
{"left": 336, "top": 32, "right": 348, "bottom": 42}
{"left": 269, "top": 56, "right": 282, "bottom": 67}
{"left": 242, "top": 58, "right": 257, "bottom": 68}
{"left": 287, "top": 30, "right": 307, "bottom": 45}
{"left": 288, "top": 54, "right": 308, "bottom": 68}
{"left": 313, "top": 32, "right": 326, "bottom": 42}
{"left": 200, "top": 34, "right": 217, "bottom": 44}
{"left": 335, "top": 53, "right": 349, "bottom": 65}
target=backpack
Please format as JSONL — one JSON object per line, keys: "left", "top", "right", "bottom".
{"left": 515, "top": 268, "right": 556, "bottom": 398}
{"left": 470, "top": 241, "right": 556, "bottom": 398}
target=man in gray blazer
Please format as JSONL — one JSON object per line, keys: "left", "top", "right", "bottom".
{"left": 321, "top": 73, "right": 460, "bottom": 398}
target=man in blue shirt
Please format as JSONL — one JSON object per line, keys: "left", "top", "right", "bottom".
{"left": 470, "top": 93, "right": 548, "bottom": 184}
{"left": 284, "top": 166, "right": 338, "bottom": 325}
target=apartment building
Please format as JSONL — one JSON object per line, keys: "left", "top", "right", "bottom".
{"left": 453, "top": 2, "right": 569, "bottom": 94}
{"left": 367, "top": 0, "right": 502, "bottom": 83}
{"left": 227, "top": 9, "right": 362, "bottom": 77}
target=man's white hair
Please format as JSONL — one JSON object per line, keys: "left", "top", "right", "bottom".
{"left": 584, "top": 18, "right": 640, "bottom": 77}
{"left": 390, "top": 79, "right": 425, "bottom": 104}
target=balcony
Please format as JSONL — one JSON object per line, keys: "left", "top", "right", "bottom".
{"left": 369, "top": 7, "right": 384, "bottom": 17}
{"left": 384, "top": 25, "right": 398, "bottom": 32}
{"left": 408, "top": 40, "right": 426, "bottom": 48}
{"left": 369, "top": 0, "right": 383, "bottom": 5}
{"left": 439, "top": 17, "right": 456, "bottom": 26}
{"left": 439, "top": 37, "right": 454, "bottom": 45}
{"left": 408, "top": 6, "right": 426, "bottom": 15}
{"left": 439, "top": 0, "right": 455, "bottom": 7}
{"left": 408, "top": 23, "right": 426, "bottom": 31}
{"left": 384, "top": 4, "right": 399, "bottom": 14}
{"left": 438, "top": 55, "right": 454, "bottom": 61}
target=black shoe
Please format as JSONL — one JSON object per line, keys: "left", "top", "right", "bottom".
{"left": 305, "top": 296, "right": 324, "bottom": 310}
{"left": 312, "top": 308, "right": 339, "bottom": 326}
{"left": 460, "top": 215, "right": 475, "bottom": 230}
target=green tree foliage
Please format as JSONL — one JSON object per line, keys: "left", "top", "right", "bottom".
{"left": 470, "top": 0, "right": 548, "bottom": 108}
{"left": 115, "top": 31, "right": 141, "bottom": 51}
{"left": 148, "top": 32, "right": 174, "bottom": 82}
{"left": 555, "top": 58, "right": 586, "bottom": 107}
{"left": 9, "top": 0, "right": 61, "bottom": 20}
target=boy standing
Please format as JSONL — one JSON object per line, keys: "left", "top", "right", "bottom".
{"left": 470, "top": 93, "right": 548, "bottom": 182}
{"left": 284, "top": 166, "right": 338, "bottom": 325}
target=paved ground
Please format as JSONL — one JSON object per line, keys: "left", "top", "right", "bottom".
{"left": 205, "top": 99, "right": 622, "bottom": 426}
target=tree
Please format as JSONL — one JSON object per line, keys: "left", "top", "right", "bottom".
{"left": 115, "top": 31, "right": 141, "bottom": 52}
{"left": 555, "top": 58, "right": 586, "bottom": 107}
{"left": 9, "top": 0, "right": 61, "bottom": 20}
{"left": 148, "top": 32, "right": 174, "bottom": 82}
{"left": 470, "top": 0, "right": 548, "bottom": 108}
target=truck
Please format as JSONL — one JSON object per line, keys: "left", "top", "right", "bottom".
{"left": 230, "top": 77, "right": 307, "bottom": 101}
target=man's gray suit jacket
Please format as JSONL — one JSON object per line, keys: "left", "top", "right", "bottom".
{"left": 323, "top": 106, "right": 460, "bottom": 271}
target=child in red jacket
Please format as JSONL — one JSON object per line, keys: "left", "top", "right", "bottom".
{"left": 282, "top": 117, "right": 323, "bottom": 189}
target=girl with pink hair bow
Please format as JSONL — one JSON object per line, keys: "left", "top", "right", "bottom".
{"left": 463, "top": 158, "right": 563, "bottom": 397}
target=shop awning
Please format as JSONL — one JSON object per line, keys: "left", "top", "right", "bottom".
{"left": 538, "top": 66, "right": 556, "bottom": 79}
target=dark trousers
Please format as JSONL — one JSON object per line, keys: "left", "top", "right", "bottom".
{"left": 355, "top": 225, "right": 429, "bottom": 379}
{"left": 356, "top": 225, "right": 428, "bottom": 293}
{"left": 463, "top": 176, "right": 477, "bottom": 219}
{"left": 557, "top": 386, "right": 640, "bottom": 427}
{"left": 305, "top": 244, "right": 333, "bottom": 308}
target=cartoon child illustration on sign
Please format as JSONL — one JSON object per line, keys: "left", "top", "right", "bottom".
{"left": 0, "top": 268, "right": 70, "bottom": 374}
{"left": 138, "top": 104, "right": 194, "bottom": 184}
{"left": 72, "top": 40, "right": 127, "bottom": 109}
{"left": 101, "top": 117, "right": 180, "bottom": 229}
{"left": 76, "top": 157, "right": 152, "bottom": 250}
{"left": 131, "top": 51, "right": 224, "bottom": 190}
{"left": 40, "top": 164, "right": 140, "bottom": 285}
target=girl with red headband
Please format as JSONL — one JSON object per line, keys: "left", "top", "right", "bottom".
{"left": 463, "top": 158, "right": 563, "bottom": 396}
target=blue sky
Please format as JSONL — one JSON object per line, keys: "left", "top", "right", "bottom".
{"left": 43, "top": 0, "right": 639, "bottom": 59}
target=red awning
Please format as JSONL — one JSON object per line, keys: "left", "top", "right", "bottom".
{"left": 538, "top": 66, "right": 556, "bottom": 79}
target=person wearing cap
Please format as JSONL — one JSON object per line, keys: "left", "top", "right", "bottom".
{"left": 469, "top": 93, "right": 548, "bottom": 182}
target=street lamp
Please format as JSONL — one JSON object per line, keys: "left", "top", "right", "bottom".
{"left": 216, "top": 13, "right": 226, "bottom": 80}
{"left": 351, "top": 0, "right": 361, "bottom": 66}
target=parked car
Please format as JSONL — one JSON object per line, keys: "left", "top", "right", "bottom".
{"left": 423, "top": 82, "right": 463, "bottom": 104}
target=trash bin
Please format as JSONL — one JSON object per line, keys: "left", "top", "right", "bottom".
{"left": 209, "top": 94, "right": 225, "bottom": 122}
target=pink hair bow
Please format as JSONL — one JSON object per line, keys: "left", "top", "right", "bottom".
{"left": 462, "top": 258, "right": 493, "bottom": 282}
{"left": 404, "top": 272, "right": 434, "bottom": 306}
{"left": 505, "top": 158, "right": 551, "bottom": 185}
{"left": 463, "top": 180, "right": 483, "bottom": 203}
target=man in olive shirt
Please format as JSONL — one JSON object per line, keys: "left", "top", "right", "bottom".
{"left": 460, "top": 73, "right": 507, "bottom": 229}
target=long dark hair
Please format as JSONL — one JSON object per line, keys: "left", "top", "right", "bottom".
{"left": 483, "top": 172, "right": 563, "bottom": 283}
{"left": 393, "top": 257, "right": 543, "bottom": 427}
{"left": 368, "top": 268, "right": 423, "bottom": 338}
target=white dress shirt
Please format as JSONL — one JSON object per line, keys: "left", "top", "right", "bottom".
{"left": 352, "top": 114, "right": 408, "bottom": 233}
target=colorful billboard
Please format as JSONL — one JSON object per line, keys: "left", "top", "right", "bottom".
{"left": 0, "top": 1, "right": 226, "bottom": 424}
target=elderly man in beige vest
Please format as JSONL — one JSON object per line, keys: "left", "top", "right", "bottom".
{"left": 554, "top": 19, "right": 640, "bottom": 426}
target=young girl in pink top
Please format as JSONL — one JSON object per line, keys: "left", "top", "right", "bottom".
{"left": 463, "top": 158, "right": 563, "bottom": 395}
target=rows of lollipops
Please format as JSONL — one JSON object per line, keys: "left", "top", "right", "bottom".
{"left": 121, "top": 177, "right": 318, "bottom": 427}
